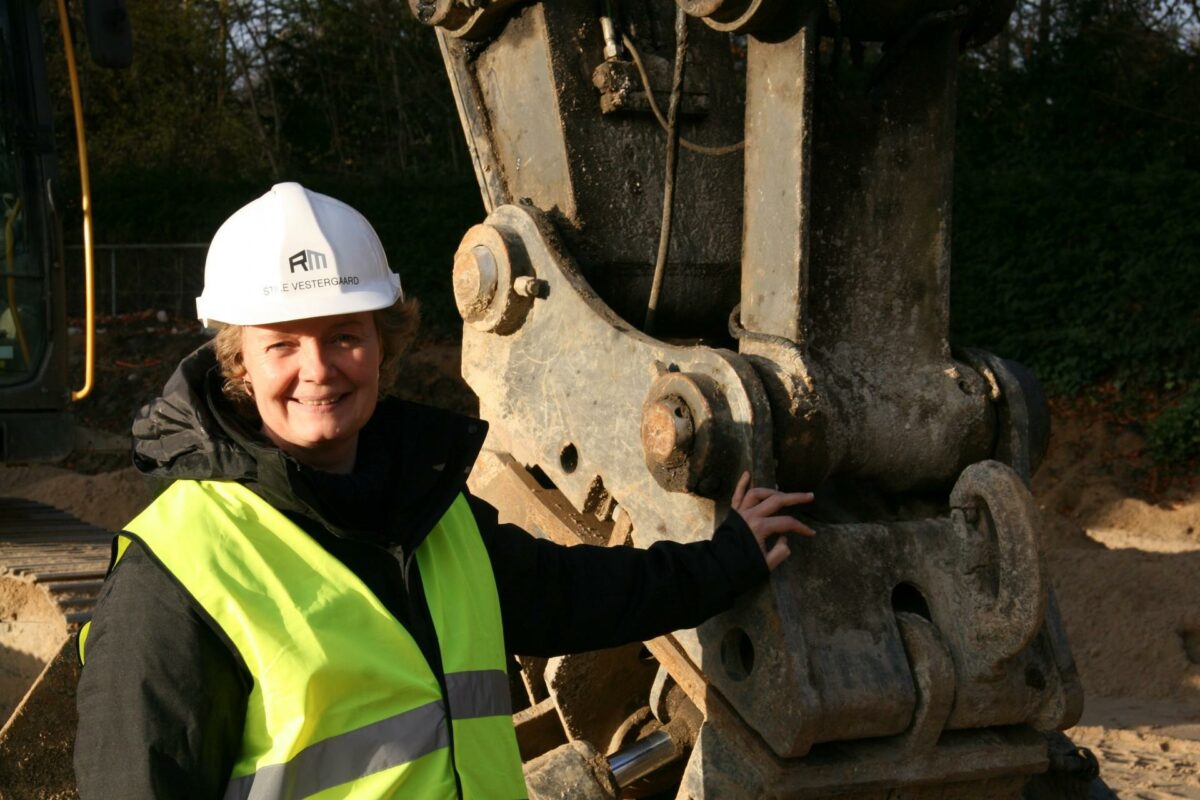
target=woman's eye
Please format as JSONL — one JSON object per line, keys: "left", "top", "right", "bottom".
{"left": 333, "top": 334, "right": 360, "bottom": 345}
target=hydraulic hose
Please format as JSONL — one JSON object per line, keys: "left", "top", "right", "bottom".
{"left": 55, "top": 0, "right": 95, "bottom": 401}
{"left": 643, "top": 6, "right": 688, "bottom": 335}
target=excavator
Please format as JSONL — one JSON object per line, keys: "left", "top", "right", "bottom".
{"left": 0, "top": 0, "right": 1100, "bottom": 797}
{"left": 0, "top": 0, "right": 129, "bottom": 793}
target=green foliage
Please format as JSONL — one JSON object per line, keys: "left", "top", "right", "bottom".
{"left": 951, "top": 163, "right": 1200, "bottom": 394}
{"left": 46, "top": 2, "right": 261, "bottom": 175}
{"left": 44, "top": 0, "right": 484, "bottom": 335}
{"left": 1147, "top": 385, "right": 1200, "bottom": 467}
{"left": 45, "top": 1, "right": 470, "bottom": 181}
{"left": 243, "top": 2, "right": 458, "bottom": 176}
{"left": 952, "top": 19, "right": 1200, "bottom": 468}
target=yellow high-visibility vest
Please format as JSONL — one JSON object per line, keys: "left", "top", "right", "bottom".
{"left": 80, "top": 479, "right": 527, "bottom": 800}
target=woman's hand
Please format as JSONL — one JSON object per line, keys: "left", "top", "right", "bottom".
{"left": 731, "top": 471, "right": 816, "bottom": 571}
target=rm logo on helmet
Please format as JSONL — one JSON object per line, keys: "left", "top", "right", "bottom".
{"left": 288, "top": 249, "right": 328, "bottom": 273}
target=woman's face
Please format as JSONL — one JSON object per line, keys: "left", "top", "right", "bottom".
{"left": 240, "top": 311, "right": 381, "bottom": 473}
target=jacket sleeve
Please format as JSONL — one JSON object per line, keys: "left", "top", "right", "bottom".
{"left": 74, "top": 540, "right": 249, "bottom": 800}
{"left": 469, "top": 495, "right": 769, "bottom": 657}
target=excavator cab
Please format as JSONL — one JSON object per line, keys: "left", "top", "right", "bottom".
{"left": 0, "top": 0, "right": 72, "bottom": 461}
{"left": 0, "top": 0, "right": 130, "bottom": 462}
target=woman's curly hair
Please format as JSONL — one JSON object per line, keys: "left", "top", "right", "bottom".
{"left": 210, "top": 296, "right": 420, "bottom": 415}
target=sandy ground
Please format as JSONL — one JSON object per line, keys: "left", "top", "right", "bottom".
{"left": 1034, "top": 405, "right": 1200, "bottom": 797}
{"left": 1, "top": 332, "right": 1197, "bottom": 795}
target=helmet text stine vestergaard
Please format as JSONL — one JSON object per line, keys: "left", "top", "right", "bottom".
{"left": 263, "top": 275, "right": 361, "bottom": 297}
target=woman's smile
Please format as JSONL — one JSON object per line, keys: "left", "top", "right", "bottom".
{"left": 239, "top": 312, "right": 381, "bottom": 472}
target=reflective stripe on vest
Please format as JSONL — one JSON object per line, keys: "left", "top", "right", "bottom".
{"left": 94, "top": 479, "right": 526, "bottom": 800}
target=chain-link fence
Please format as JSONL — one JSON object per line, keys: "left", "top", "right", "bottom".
{"left": 65, "top": 244, "right": 207, "bottom": 318}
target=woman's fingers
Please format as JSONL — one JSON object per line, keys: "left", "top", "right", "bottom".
{"left": 731, "top": 471, "right": 750, "bottom": 509}
{"left": 763, "top": 537, "right": 791, "bottom": 571}
{"left": 735, "top": 481, "right": 816, "bottom": 572}
{"left": 745, "top": 490, "right": 815, "bottom": 519}
{"left": 733, "top": 480, "right": 816, "bottom": 573}
{"left": 733, "top": 478, "right": 817, "bottom": 518}
{"left": 760, "top": 515, "right": 815, "bottom": 537}
{"left": 740, "top": 486, "right": 776, "bottom": 508}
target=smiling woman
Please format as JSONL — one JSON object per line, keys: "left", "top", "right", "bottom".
{"left": 235, "top": 313, "right": 382, "bottom": 473}
{"left": 73, "top": 183, "right": 812, "bottom": 800}
{"left": 210, "top": 306, "right": 417, "bottom": 473}
{"left": 212, "top": 297, "right": 419, "bottom": 411}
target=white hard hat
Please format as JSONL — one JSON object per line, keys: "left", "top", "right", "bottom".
{"left": 196, "top": 182, "right": 403, "bottom": 326}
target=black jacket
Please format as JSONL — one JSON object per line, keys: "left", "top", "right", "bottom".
{"left": 74, "top": 344, "right": 767, "bottom": 800}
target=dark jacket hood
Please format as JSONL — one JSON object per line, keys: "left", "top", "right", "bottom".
{"left": 131, "top": 343, "right": 263, "bottom": 482}
{"left": 131, "top": 342, "right": 487, "bottom": 551}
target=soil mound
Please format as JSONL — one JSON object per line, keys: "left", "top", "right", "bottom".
{"left": 0, "top": 579, "right": 67, "bottom": 725}
{"left": 0, "top": 466, "right": 151, "bottom": 533}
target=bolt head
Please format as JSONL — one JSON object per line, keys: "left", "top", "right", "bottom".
{"left": 642, "top": 396, "right": 694, "bottom": 468}
{"left": 452, "top": 245, "right": 499, "bottom": 321}
{"left": 513, "top": 275, "right": 547, "bottom": 298}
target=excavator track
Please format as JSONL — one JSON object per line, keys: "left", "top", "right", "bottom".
{"left": 0, "top": 497, "right": 111, "bottom": 798}
{"left": 0, "top": 497, "right": 111, "bottom": 627}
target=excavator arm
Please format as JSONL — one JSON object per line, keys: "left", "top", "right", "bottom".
{"left": 411, "top": 2, "right": 1079, "bottom": 797}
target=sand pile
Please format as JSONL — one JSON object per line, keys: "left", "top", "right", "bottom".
{"left": 1033, "top": 410, "right": 1200, "bottom": 709}
{"left": 0, "top": 466, "right": 152, "bottom": 534}
{"left": 1026, "top": 406, "right": 1200, "bottom": 794}
{"left": 0, "top": 579, "right": 68, "bottom": 726}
